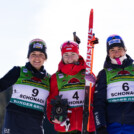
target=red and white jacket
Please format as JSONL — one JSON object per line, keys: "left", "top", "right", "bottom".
{"left": 47, "top": 55, "right": 95, "bottom": 132}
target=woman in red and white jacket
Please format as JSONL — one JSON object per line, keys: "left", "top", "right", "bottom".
{"left": 47, "top": 39, "right": 96, "bottom": 134}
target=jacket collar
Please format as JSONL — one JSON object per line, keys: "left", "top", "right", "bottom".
{"left": 58, "top": 55, "right": 86, "bottom": 75}
{"left": 25, "top": 62, "right": 47, "bottom": 79}
{"left": 104, "top": 54, "right": 133, "bottom": 69}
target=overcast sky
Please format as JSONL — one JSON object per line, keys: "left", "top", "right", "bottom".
{"left": 0, "top": 0, "right": 134, "bottom": 77}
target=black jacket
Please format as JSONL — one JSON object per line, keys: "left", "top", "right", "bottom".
{"left": 93, "top": 54, "right": 134, "bottom": 129}
{"left": 0, "top": 62, "right": 47, "bottom": 118}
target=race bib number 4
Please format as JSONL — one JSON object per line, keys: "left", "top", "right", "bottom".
{"left": 59, "top": 89, "right": 84, "bottom": 107}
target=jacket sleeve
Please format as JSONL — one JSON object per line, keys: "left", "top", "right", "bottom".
{"left": 93, "top": 69, "right": 107, "bottom": 129}
{"left": 0, "top": 66, "right": 20, "bottom": 92}
{"left": 46, "top": 73, "right": 59, "bottom": 123}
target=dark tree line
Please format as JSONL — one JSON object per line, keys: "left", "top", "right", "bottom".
{"left": 0, "top": 87, "right": 12, "bottom": 132}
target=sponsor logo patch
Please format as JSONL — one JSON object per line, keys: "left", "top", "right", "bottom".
{"left": 33, "top": 43, "right": 43, "bottom": 49}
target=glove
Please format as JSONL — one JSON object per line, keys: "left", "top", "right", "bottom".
{"left": 85, "top": 73, "right": 96, "bottom": 87}
{"left": 96, "top": 127, "right": 108, "bottom": 134}
{"left": 89, "top": 34, "right": 99, "bottom": 45}
{"left": 60, "top": 118, "right": 70, "bottom": 132}
{"left": 90, "top": 37, "right": 99, "bottom": 44}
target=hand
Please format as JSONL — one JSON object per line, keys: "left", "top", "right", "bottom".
{"left": 52, "top": 110, "right": 72, "bottom": 124}
{"left": 90, "top": 37, "right": 99, "bottom": 44}
{"left": 96, "top": 127, "right": 108, "bottom": 134}
{"left": 53, "top": 118, "right": 71, "bottom": 132}
{"left": 60, "top": 118, "right": 70, "bottom": 132}
{"left": 52, "top": 118, "right": 61, "bottom": 124}
{"left": 85, "top": 73, "right": 96, "bottom": 86}
{"left": 89, "top": 34, "right": 99, "bottom": 45}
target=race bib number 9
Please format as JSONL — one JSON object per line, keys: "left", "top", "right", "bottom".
{"left": 11, "top": 84, "right": 49, "bottom": 111}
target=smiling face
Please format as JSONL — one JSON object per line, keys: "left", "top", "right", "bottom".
{"left": 62, "top": 52, "right": 79, "bottom": 64}
{"left": 108, "top": 46, "right": 126, "bottom": 59}
{"left": 28, "top": 51, "right": 46, "bottom": 70}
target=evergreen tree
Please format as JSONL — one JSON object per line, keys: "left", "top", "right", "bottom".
{"left": 0, "top": 87, "right": 12, "bottom": 132}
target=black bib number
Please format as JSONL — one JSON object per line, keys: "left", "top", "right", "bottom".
{"left": 72, "top": 91, "right": 79, "bottom": 100}
{"left": 122, "top": 83, "right": 129, "bottom": 91}
{"left": 32, "top": 89, "right": 39, "bottom": 97}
